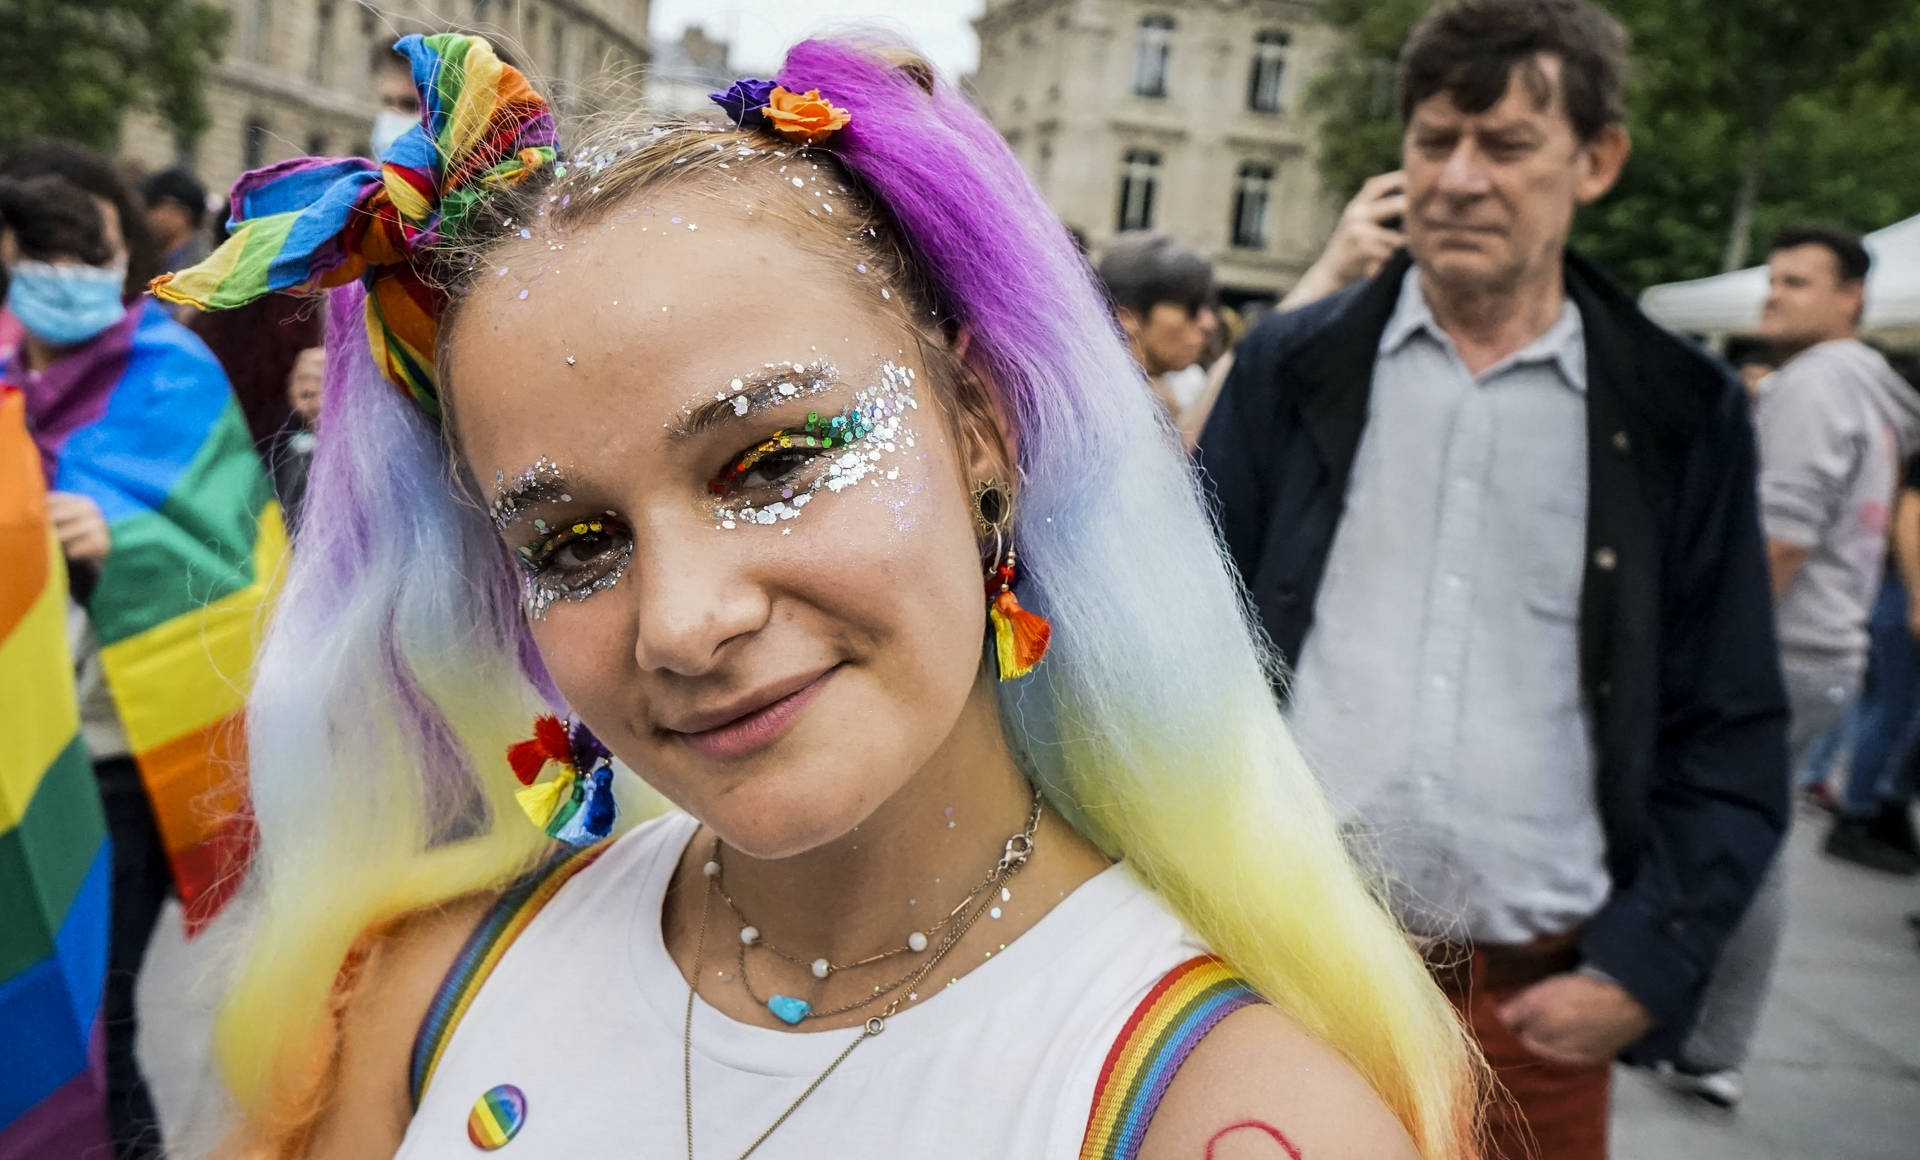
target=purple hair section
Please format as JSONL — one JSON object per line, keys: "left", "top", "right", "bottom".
{"left": 777, "top": 40, "right": 1124, "bottom": 462}
{"left": 275, "top": 285, "right": 558, "bottom": 815}
{"left": 312, "top": 284, "right": 552, "bottom": 699}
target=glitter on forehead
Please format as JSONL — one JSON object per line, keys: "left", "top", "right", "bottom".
{"left": 711, "top": 360, "right": 919, "bottom": 532}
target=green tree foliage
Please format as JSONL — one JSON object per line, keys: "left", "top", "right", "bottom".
{"left": 1308, "top": 0, "right": 1920, "bottom": 292}
{"left": 0, "top": 0, "right": 228, "bottom": 155}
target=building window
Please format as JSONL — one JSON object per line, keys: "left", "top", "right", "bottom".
{"left": 244, "top": 0, "right": 273, "bottom": 62}
{"left": 1249, "top": 30, "right": 1290, "bottom": 112}
{"left": 1231, "top": 162, "right": 1275, "bottom": 249}
{"left": 310, "top": 1, "right": 334, "bottom": 85}
{"left": 1117, "top": 149, "right": 1160, "bottom": 232}
{"left": 1131, "top": 15, "right": 1173, "bottom": 98}
{"left": 244, "top": 118, "right": 271, "bottom": 169}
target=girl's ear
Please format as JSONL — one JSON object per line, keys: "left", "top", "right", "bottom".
{"left": 944, "top": 326, "right": 1018, "bottom": 487}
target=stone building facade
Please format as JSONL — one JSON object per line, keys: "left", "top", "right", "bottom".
{"left": 972, "top": 0, "right": 1340, "bottom": 307}
{"left": 120, "top": 0, "right": 649, "bottom": 200}
{"left": 647, "top": 25, "right": 736, "bottom": 117}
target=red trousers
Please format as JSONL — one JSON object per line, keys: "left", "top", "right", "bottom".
{"left": 1447, "top": 960, "right": 1612, "bottom": 1160}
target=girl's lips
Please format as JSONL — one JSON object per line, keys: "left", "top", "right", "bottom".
{"left": 672, "top": 666, "right": 837, "bottom": 761}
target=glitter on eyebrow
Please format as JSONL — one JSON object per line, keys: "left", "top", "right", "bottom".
{"left": 673, "top": 359, "right": 840, "bottom": 439}
{"left": 490, "top": 456, "right": 569, "bottom": 530}
{"left": 518, "top": 289, "right": 529, "bottom": 300}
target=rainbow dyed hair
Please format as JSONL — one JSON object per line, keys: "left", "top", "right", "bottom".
{"left": 218, "top": 37, "right": 1484, "bottom": 1157}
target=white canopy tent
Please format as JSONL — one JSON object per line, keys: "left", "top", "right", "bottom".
{"left": 1639, "top": 214, "right": 1920, "bottom": 345}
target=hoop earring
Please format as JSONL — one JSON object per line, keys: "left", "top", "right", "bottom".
{"left": 972, "top": 480, "right": 1051, "bottom": 681}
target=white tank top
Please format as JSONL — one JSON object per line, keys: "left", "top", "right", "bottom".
{"left": 396, "top": 811, "right": 1213, "bottom": 1159}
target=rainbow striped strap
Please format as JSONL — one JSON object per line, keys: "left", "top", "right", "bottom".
{"left": 408, "top": 841, "right": 610, "bottom": 1107}
{"left": 1079, "top": 955, "right": 1265, "bottom": 1160}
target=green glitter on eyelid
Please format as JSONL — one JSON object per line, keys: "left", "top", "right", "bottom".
{"left": 710, "top": 401, "right": 873, "bottom": 492}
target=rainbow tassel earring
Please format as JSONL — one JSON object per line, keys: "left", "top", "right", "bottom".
{"left": 975, "top": 480, "right": 1051, "bottom": 681}
{"left": 508, "top": 715, "right": 617, "bottom": 845}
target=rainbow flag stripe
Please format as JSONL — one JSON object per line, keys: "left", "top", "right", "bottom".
{"left": 408, "top": 841, "right": 610, "bottom": 1107}
{"left": 1079, "top": 955, "right": 1264, "bottom": 1160}
{"left": 11, "top": 301, "right": 286, "bottom": 929}
{"left": 0, "top": 386, "right": 112, "bottom": 1157}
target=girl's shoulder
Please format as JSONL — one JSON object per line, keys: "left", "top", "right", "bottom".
{"left": 1135, "top": 1002, "right": 1420, "bottom": 1160}
{"left": 296, "top": 892, "right": 500, "bottom": 1160}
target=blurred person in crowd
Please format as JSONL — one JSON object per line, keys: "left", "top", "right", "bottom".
{"left": 1197, "top": 1, "right": 1787, "bottom": 1155}
{"left": 271, "top": 345, "right": 323, "bottom": 534}
{"left": 1095, "top": 231, "right": 1217, "bottom": 417}
{"left": 0, "top": 139, "right": 161, "bottom": 301}
{"left": 1819, "top": 452, "right": 1920, "bottom": 874}
{"left": 140, "top": 166, "right": 210, "bottom": 275}
{"left": 371, "top": 43, "right": 425, "bottom": 156}
{"left": 1181, "top": 175, "right": 1407, "bottom": 448}
{"left": 187, "top": 293, "right": 324, "bottom": 446}
{"left": 1729, "top": 338, "right": 1778, "bottom": 401}
{"left": 1661, "top": 225, "right": 1920, "bottom": 1109}
{"left": 0, "top": 170, "right": 282, "bottom": 1160}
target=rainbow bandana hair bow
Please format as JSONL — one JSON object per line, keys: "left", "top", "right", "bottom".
{"left": 151, "top": 33, "right": 555, "bottom": 415}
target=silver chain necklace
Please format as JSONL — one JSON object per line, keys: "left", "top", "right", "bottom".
{"left": 682, "top": 791, "right": 1043, "bottom": 1160}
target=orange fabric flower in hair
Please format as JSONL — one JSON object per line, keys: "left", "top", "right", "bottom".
{"left": 762, "top": 86, "right": 852, "bottom": 145}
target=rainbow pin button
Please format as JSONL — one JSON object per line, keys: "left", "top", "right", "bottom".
{"left": 467, "top": 1084, "right": 527, "bottom": 1150}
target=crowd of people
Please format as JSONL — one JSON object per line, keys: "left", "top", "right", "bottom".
{"left": 1, "top": 1, "right": 1914, "bottom": 1159}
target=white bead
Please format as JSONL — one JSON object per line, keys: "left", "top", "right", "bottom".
{"left": 812, "top": 958, "right": 830, "bottom": 979}
{"left": 907, "top": 931, "right": 928, "bottom": 952}
{"left": 740, "top": 926, "right": 759, "bottom": 945}
{"left": 703, "top": 861, "right": 720, "bottom": 878}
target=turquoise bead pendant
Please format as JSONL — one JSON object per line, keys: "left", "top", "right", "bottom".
{"left": 767, "top": 995, "right": 812, "bottom": 1025}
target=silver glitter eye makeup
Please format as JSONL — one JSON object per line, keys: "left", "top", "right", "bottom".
{"left": 710, "top": 360, "right": 918, "bottom": 530}
{"left": 491, "top": 456, "right": 571, "bottom": 531}
{"left": 514, "top": 515, "right": 634, "bottom": 619}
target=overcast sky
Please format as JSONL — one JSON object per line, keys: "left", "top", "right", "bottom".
{"left": 648, "top": 0, "right": 987, "bottom": 81}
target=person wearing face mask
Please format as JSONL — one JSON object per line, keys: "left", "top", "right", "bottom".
{"left": 370, "top": 44, "right": 426, "bottom": 157}
{"left": 0, "top": 174, "right": 286, "bottom": 1160}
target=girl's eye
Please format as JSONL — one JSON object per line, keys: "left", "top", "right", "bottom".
{"left": 521, "top": 518, "right": 631, "bottom": 586}
{"left": 737, "top": 447, "right": 820, "bottom": 490}
{"left": 709, "top": 406, "right": 872, "bottom": 497}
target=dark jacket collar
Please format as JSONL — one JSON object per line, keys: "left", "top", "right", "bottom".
{"left": 1288, "top": 249, "right": 1669, "bottom": 486}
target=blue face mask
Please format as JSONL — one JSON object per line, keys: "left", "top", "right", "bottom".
{"left": 5, "top": 260, "right": 130, "bottom": 346}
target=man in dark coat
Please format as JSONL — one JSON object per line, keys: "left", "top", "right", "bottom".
{"left": 1197, "top": 2, "right": 1788, "bottom": 1156}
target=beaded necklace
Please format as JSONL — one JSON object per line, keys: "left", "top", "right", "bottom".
{"left": 682, "top": 789, "right": 1044, "bottom": 1159}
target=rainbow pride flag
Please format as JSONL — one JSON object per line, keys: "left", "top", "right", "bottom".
{"left": 5, "top": 300, "right": 286, "bottom": 928}
{"left": 0, "top": 385, "right": 112, "bottom": 1158}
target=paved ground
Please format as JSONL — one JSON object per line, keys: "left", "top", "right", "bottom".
{"left": 1609, "top": 808, "right": 1920, "bottom": 1160}
{"left": 139, "top": 809, "right": 1918, "bottom": 1157}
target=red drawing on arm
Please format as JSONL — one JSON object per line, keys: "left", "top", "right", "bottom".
{"left": 1203, "top": 1120, "right": 1303, "bottom": 1160}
